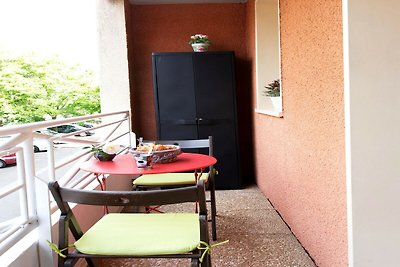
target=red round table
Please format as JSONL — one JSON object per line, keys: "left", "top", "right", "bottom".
{"left": 80, "top": 153, "right": 217, "bottom": 213}
{"left": 80, "top": 153, "right": 217, "bottom": 175}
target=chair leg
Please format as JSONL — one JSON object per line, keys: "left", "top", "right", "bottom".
{"left": 145, "top": 205, "right": 164, "bottom": 213}
{"left": 86, "top": 258, "right": 96, "bottom": 267}
{"left": 200, "top": 254, "right": 212, "bottom": 267}
{"left": 209, "top": 179, "right": 217, "bottom": 241}
{"left": 64, "top": 258, "right": 76, "bottom": 267}
{"left": 191, "top": 258, "right": 200, "bottom": 267}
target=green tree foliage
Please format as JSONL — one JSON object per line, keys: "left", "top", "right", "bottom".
{"left": 0, "top": 53, "right": 100, "bottom": 125}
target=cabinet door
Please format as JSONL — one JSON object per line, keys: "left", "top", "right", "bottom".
{"left": 153, "top": 53, "right": 198, "bottom": 139}
{"left": 194, "top": 53, "right": 241, "bottom": 189}
{"left": 198, "top": 122, "right": 241, "bottom": 189}
{"left": 193, "top": 53, "right": 236, "bottom": 120}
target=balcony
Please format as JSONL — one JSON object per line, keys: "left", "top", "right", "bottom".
{"left": 0, "top": 111, "right": 315, "bottom": 266}
{"left": 1, "top": 0, "right": 400, "bottom": 266}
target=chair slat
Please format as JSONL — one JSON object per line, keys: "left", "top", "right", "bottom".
{"left": 59, "top": 185, "right": 200, "bottom": 207}
{"left": 144, "top": 138, "right": 211, "bottom": 151}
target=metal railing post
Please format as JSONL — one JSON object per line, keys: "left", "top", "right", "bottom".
{"left": 22, "top": 137, "right": 54, "bottom": 266}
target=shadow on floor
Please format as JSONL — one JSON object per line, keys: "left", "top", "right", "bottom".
{"left": 103, "top": 184, "right": 316, "bottom": 267}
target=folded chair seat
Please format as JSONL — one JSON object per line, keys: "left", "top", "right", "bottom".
{"left": 75, "top": 213, "right": 200, "bottom": 256}
{"left": 133, "top": 173, "right": 209, "bottom": 186}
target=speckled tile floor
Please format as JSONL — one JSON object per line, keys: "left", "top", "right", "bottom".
{"left": 102, "top": 184, "right": 316, "bottom": 267}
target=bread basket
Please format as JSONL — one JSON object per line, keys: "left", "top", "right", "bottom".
{"left": 131, "top": 144, "right": 181, "bottom": 164}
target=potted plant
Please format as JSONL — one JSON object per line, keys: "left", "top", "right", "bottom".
{"left": 90, "top": 142, "right": 120, "bottom": 161}
{"left": 189, "top": 34, "right": 211, "bottom": 52}
{"left": 263, "top": 79, "right": 281, "bottom": 97}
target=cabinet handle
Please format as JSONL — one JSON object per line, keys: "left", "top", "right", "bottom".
{"left": 197, "top": 118, "right": 213, "bottom": 125}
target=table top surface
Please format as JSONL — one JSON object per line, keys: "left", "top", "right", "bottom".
{"left": 79, "top": 152, "right": 217, "bottom": 175}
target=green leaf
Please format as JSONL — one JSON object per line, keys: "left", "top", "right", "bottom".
{"left": 0, "top": 52, "right": 100, "bottom": 125}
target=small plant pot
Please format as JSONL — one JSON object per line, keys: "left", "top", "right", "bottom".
{"left": 94, "top": 152, "right": 116, "bottom": 162}
{"left": 270, "top": 96, "right": 282, "bottom": 109}
{"left": 191, "top": 43, "right": 209, "bottom": 52}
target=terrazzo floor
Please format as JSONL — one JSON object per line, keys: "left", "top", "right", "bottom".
{"left": 103, "top": 184, "right": 316, "bottom": 267}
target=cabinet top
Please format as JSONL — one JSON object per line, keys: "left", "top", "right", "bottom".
{"left": 152, "top": 51, "right": 235, "bottom": 56}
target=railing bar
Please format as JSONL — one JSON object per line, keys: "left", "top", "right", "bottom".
{"left": 55, "top": 150, "right": 92, "bottom": 170}
{"left": 76, "top": 176, "right": 98, "bottom": 190}
{"left": 119, "top": 146, "right": 130, "bottom": 154}
{"left": 0, "top": 225, "right": 25, "bottom": 244}
{"left": 49, "top": 136, "right": 99, "bottom": 145}
{"left": 67, "top": 173, "right": 93, "bottom": 189}
{"left": 35, "top": 150, "right": 91, "bottom": 174}
{"left": 46, "top": 118, "right": 127, "bottom": 144}
{"left": 34, "top": 175, "right": 50, "bottom": 184}
{"left": 97, "top": 131, "right": 131, "bottom": 151}
{"left": 57, "top": 154, "right": 93, "bottom": 187}
{"left": 69, "top": 174, "right": 97, "bottom": 189}
{"left": 83, "top": 118, "right": 127, "bottom": 133}
{"left": 1, "top": 116, "right": 129, "bottom": 150}
{"left": 0, "top": 218, "right": 20, "bottom": 234}
{"left": 0, "top": 133, "right": 27, "bottom": 151}
{"left": 55, "top": 131, "right": 129, "bottom": 160}
{"left": 52, "top": 128, "right": 92, "bottom": 139}
{"left": 0, "top": 111, "right": 129, "bottom": 136}
{"left": 99, "top": 120, "right": 125, "bottom": 143}
{"left": 0, "top": 183, "right": 24, "bottom": 199}
{"left": 57, "top": 168, "right": 83, "bottom": 187}
{"left": 109, "top": 131, "right": 130, "bottom": 145}
{"left": 0, "top": 217, "right": 37, "bottom": 244}
{"left": 0, "top": 223, "right": 37, "bottom": 255}
{"left": 53, "top": 156, "right": 83, "bottom": 171}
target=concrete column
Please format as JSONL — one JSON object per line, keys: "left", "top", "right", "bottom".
{"left": 96, "top": 0, "right": 131, "bottom": 113}
{"left": 344, "top": 0, "right": 400, "bottom": 266}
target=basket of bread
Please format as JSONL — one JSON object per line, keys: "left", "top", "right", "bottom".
{"left": 131, "top": 143, "right": 181, "bottom": 164}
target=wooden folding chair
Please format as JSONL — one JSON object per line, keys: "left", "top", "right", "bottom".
{"left": 49, "top": 180, "right": 211, "bottom": 267}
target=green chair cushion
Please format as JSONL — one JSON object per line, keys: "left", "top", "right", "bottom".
{"left": 74, "top": 213, "right": 200, "bottom": 256}
{"left": 133, "top": 172, "right": 209, "bottom": 186}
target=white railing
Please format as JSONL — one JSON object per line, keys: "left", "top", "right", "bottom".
{"left": 0, "top": 111, "right": 133, "bottom": 266}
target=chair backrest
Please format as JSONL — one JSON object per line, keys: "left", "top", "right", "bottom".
{"left": 148, "top": 136, "right": 213, "bottom": 156}
{"left": 152, "top": 137, "right": 214, "bottom": 174}
{"left": 49, "top": 180, "right": 207, "bottom": 216}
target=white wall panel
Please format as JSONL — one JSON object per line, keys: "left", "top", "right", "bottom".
{"left": 344, "top": 0, "right": 400, "bottom": 266}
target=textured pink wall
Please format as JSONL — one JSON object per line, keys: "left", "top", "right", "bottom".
{"left": 252, "top": 0, "right": 347, "bottom": 266}
{"left": 127, "top": 0, "right": 347, "bottom": 265}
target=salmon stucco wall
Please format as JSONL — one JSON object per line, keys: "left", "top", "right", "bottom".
{"left": 128, "top": 3, "right": 255, "bottom": 181}
{"left": 252, "top": 0, "right": 347, "bottom": 266}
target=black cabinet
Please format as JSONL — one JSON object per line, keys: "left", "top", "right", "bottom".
{"left": 152, "top": 51, "right": 241, "bottom": 189}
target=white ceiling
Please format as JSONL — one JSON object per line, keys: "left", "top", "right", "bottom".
{"left": 129, "top": 0, "right": 247, "bottom": 5}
